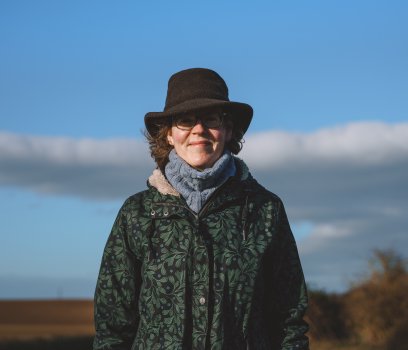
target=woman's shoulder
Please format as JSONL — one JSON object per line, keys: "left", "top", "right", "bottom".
{"left": 234, "top": 157, "right": 284, "bottom": 204}
{"left": 125, "top": 189, "right": 151, "bottom": 203}
{"left": 245, "top": 178, "right": 284, "bottom": 205}
{"left": 118, "top": 182, "right": 179, "bottom": 214}
{"left": 117, "top": 188, "right": 155, "bottom": 214}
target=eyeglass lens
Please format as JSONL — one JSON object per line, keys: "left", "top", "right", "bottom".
{"left": 175, "top": 113, "right": 222, "bottom": 130}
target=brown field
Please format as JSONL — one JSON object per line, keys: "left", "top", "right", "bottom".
{"left": 3, "top": 250, "right": 406, "bottom": 349}
{"left": 0, "top": 300, "right": 94, "bottom": 341}
{"left": 0, "top": 300, "right": 362, "bottom": 349}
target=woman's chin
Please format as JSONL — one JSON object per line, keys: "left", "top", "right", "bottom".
{"left": 185, "top": 156, "right": 215, "bottom": 170}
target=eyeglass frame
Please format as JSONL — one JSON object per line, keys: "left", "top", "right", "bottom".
{"left": 172, "top": 111, "right": 228, "bottom": 131}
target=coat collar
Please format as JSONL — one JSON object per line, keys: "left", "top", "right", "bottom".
{"left": 148, "top": 168, "right": 180, "bottom": 197}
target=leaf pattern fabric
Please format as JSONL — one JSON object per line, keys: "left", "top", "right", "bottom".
{"left": 94, "top": 161, "right": 309, "bottom": 350}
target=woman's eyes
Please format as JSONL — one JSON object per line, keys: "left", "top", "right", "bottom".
{"left": 178, "top": 117, "right": 195, "bottom": 125}
{"left": 175, "top": 114, "right": 221, "bottom": 129}
{"left": 206, "top": 116, "right": 218, "bottom": 123}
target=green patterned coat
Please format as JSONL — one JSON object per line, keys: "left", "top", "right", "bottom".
{"left": 94, "top": 160, "right": 309, "bottom": 350}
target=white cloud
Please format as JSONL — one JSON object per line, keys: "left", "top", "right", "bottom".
{"left": 242, "top": 121, "right": 408, "bottom": 168}
{"left": 0, "top": 132, "right": 149, "bottom": 166}
{"left": 1, "top": 121, "right": 407, "bottom": 291}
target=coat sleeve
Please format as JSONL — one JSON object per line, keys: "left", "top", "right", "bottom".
{"left": 265, "top": 199, "right": 309, "bottom": 350}
{"left": 93, "top": 201, "right": 142, "bottom": 350}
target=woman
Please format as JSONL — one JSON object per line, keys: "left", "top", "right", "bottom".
{"left": 94, "top": 68, "right": 309, "bottom": 349}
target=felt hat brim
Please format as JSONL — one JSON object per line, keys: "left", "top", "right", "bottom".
{"left": 144, "top": 98, "right": 253, "bottom": 137}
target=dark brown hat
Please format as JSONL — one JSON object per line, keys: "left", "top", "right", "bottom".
{"left": 144, "top": 68, "right": 253, "bottom": 136}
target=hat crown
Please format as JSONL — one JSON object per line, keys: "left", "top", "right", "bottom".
{"left": 144, "top": 67, "right": 253, "bottom": 137}
{"left": 164, "top": 68, "right": 230, "bottom": 111}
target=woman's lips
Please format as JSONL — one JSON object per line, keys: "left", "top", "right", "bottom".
{"left": 189, "top": 140, "right": 211, "bottom": 146}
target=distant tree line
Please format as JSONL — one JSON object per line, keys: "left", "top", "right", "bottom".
{"left": 306, "top": 249, "right": 408, "bottom": 350}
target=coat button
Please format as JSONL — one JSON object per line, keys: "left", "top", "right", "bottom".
{"left": 199, "top": 297, "right": 206, "bottom": 305}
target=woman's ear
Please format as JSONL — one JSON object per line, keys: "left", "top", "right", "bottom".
{"left": 226, "top": 127, "right": 233, "bottom": 143}
{"left": 167, "top": 130, "right": 174, "bottom": 145}
{"left": 224, "top": 118, "right": 233, "bottom": 142}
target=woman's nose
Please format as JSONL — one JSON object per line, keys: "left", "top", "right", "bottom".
{"left": 191, "top": 119, "right": 206, "bottom": 133}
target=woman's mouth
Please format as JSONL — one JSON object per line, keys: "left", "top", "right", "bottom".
{"left": 189, "top": 140, "right": 211, "bottom": 146}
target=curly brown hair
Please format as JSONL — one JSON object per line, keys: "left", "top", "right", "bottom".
{"left": 144, "top": 114, "right": 244, "bottom": 170}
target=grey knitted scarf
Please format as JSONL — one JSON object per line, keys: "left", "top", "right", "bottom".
{"left": 165, "top": 149, "right": 236, "bottom": 213}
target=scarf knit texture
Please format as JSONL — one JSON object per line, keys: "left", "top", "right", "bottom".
{"left": 165, "top": 149, "right": 236, "bottom": 213}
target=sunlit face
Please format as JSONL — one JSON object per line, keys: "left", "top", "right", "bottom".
{"left": 167, "top": 110, "right": 232, "bottom": 170}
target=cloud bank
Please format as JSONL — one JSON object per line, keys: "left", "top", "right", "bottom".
{"left": 242, "top": 122, "right": 408, "bottom": 290}
{"left": 0, "top": 132, "right": 154, "bottom": 199}
{"left": 1, "top": 121, "right": 407, "bottom": 291}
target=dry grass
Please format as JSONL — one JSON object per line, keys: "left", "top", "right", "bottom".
{"left": 0, "top": 300, "right": 94, "bottom": 341}
{"left": 311, "top": 340, "right": 385, "bottom": 350}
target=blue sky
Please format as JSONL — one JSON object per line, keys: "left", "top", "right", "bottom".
{"left": 1, "top": 0, "right": 407, "bottom": 298}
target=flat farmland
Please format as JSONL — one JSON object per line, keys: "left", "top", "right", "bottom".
{"left": 0, "top": 300, "right": 94, "bottom": 341}
{"left": 0, "top": 300, "right": 392, "bottom": 349}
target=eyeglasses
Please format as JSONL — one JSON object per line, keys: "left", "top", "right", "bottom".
{"left": 173, "top": 113, "right": 224, "bottom": 131}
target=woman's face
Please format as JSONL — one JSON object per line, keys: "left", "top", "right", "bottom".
{"left": 167, "top": 111, "right": 232, "bottom": 170}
